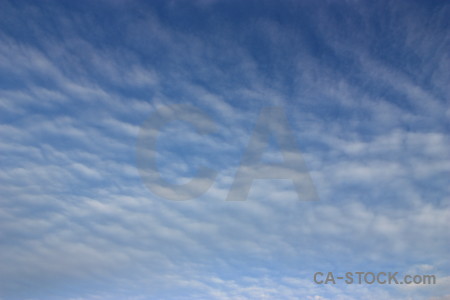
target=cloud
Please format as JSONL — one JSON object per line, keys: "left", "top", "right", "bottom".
{"left": 0, "top": 0, "right": 448, "bottom": 299}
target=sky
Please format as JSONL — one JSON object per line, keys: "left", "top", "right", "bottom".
{"left": 0, "top": 0, "right": 449, "bottom": 299}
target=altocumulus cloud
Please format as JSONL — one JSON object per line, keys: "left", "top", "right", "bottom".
{"left": 0, "top": 0, "right": 449, "bottom": 299}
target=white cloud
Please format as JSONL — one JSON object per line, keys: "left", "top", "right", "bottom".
{"left": 0, "top": 1, "right": 448, "bottom": 299}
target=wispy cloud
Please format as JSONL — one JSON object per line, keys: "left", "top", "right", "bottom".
{"left": 0, "top": 0, "right": 448, "bottom": 299}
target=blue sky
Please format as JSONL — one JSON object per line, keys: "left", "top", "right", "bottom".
{"left": 0, "top": 0, "right": 449, "bottom": 299}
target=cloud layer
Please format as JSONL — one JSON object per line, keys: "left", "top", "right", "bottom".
{"left": 0, "top": 0, "right": 449, "bottom": 299}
